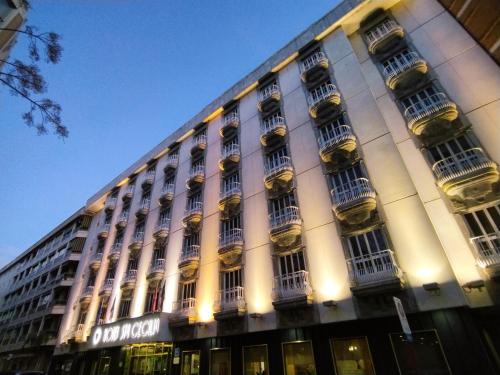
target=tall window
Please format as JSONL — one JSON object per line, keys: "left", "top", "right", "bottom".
{"left": 330, "top": 163, "right": 365, "bottom": 188}
{"left": 427, "top": 135, "right": 475, "bottom": 164}
{"left": 181, "top": 282, "right": 196, "bottom": 301}
{"left": 145, "top": 285, "right": 162, "bottom": 313}
{"left": 346, "top": 229, "right": 388, "bottom": 258}
{"left": 279, "top": 251, "right": 306, "bottom": 276}
{"left": 401, "top": 86, "right": 438, "bottom": 110}
{"left": 270, "top": 193, "right": 296, "bottom": 213}
{"left": 221, "top": 215, "right": 241, "bottom": 233}
{"left": 220, "top": 269, "right": 242, "bottom": 291}
{"left": 118, "top": 295, "right": 131, "bottom": 318}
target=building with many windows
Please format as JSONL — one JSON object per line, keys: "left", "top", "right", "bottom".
{"left": 43, "top": 0, "right": 500, "bottom": 374}
{"left": 0, "top": 0, "right": 27, "bottom": 67}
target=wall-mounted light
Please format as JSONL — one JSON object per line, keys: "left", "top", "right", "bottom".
{"left": 322, "top": 300, "right": 338, "bottom": 308}
{"left": 422, "top": 282, "right": 440, "bottom": 295}
{"left": 462, "top": 279, "right": 485, "bottom": 293}
{"left": 249, "top": 313, "right": 262, "bottom": 319}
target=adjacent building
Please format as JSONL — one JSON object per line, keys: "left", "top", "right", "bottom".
{"left": 0, "top": 0, "right": 27, "bottom": 67}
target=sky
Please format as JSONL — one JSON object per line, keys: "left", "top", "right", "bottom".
{"left": 0, "top": 0, "right": 341, "bottom": 268}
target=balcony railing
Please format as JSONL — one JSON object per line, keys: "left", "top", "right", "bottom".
{"left": 220, "top": 181, "right": 241, "bottom": 200}
{"left": 269, "top": 206, "right": 301, "bottom": 229}
{"left": 273, "top": 270, "right": 312, "bottom": 300}
{"left": 184, "top": 201, "right": 203, "bottom": 216}
{"left": 300, "top": 51, "right": 328, "bottom": 73}
{"left": 89, "top": 252, "right": 103, "bottom": 265}
{"left": 216, "top": 286, "right": 245, "bottom": 310}
{"left": 118, "top": 211, "right": 129, "bottom": 223}
{"left": 155, "top": 217, "right": 171, "bottom": 233}
{"left": 365, "top": 19, "right": 401, "bottom": 44}
{"left": 81, "top": 285, "right": 94, "bottom": 298}
{"left": 264, "top": 156, "right": 293, "bottom": 177}
{"left": 110, "top": 241, "right": 122, "bottom": 254}
{"left": 161, "top": 183, "right": 175, "bottom": 196}
{"left": 132, "top": 231, "right": 145, "bottom": 244}
{"left": 347, "top": 249, "right": 402, "bottom": 285}
{"left": 122, "top": 269, "right": 137, "bottom": 284}
{"left": 404, "top": 92, "right": 456, "bottom": 128}
{"left": 219, "top": 228, "right": 243, "bottom": 248}
{"left": 223, "top": 112, "right": 239, "bottom": 127}
{"left": 383, "top": 51, "right": 424, "bottom": 80}
{"left": 192, "top": 134, "right": 207, "bottom": 147}
{"left": 149, "top": 258, "right": 166, "bottom": 274}
{"left": 172, "top": 298, "right": 196, "bottom": 316}
{"left": 259, "top": 83, "right": 280, "bottom": 102}
{"left": 189, "top": 165, "right": 205, "bottom": 179}
{"left": 166, "top": 154, "right": 179, "bottom": 167}
{"left": 139, "top": 198, "right": 151, "bottom": 211}
{"left": 318, "top": 125, "right": 355, "bottom": 150}
{"left": 432, "top": 148, "right": 496, "bottom": 184}
{"left": 74, "top": 323, "right": 85, "bottom": 341}
{"left": 98, "top": 223, "right": 111, "bottom": 235}
{"left": 100, "top": 278, "right": 114, "bottom": 293}
{"left": 307, "top": 83, "right": 339, "bottom": 107}
{"left": 221, "top": 143, "right": 240, "bottom": 159}
{"left": 470, "top": 232, "right": 500, "bottom": 268}
{"left": 179, "top": 245, "right": 200, "bottom": 263}
{"left": 105, "top": 197, "right": 117, "bottom": 210}
{"left": 331, "top": 178, "right": 376, "bottom": 209}
{"left": 260, "top": 113, "right": 286, "bottom": 135}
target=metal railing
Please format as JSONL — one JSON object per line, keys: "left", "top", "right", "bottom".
{"left": 155, "top": 216, "right": 171, "bottom": 233}
{"left": 189, "top": 164, "right": 205, "bottom": 179}
{"left": 269, "top": 206, "right": 301, "bottom": 229}
{"left": 432, "top": 148, "right": 495, "bottom": 184}
{"left": 149, "top": 258, "right": 165, "bottom": 274}
{"left": 307, "top": 83, "right": 338, "bottom": 107}
{"left": 404, "top": 92, "right": 455, "bottom": 127}
{"left": 161, "top": 183, "right": 175, "bottom": 196}
{"left": 383, "top": 51, "right": 424, "bottom": 80}
{"left": 184, "top": 201, "right": 203, "bottom": 216}
{"left": 122, "top": 269, "right": 137, "bottom": 284}
{"left": 216, "top": 286, "right": 245, "bottom": 310}
{"left": 192, "top": 133, "right": 207, "bottom": 147}
{"left": 139, "top": 198, "right": 151, "bottom": 211}
{"left": 110, "top": 241, "right": 123, "bottom": 254}
{"left": 264, "top": 155, "right": 293, "bottom": 177}
{"left": 105, "top": 197, "right": 117, "bottom": 209}
{"left": 219, "top": 228, "right": 243, "bottom": 248}
{"left": 470, "top": 232, "right": 500, "bottom": 268}
{"left": 347, "top": 249, "right": 402, "bottom": 285}
{"left": 179, "top": 245, "right": 200, "bottom": 263}
{"left": 172, "top": 297, "right": 196, "bottom": 316}
{"left": 145, "top": 169, "right": 156, "bottom": 181}
{"left": 221, "top": 143, "right": 240, "bottom": 159}
{"left": 331, "top": 178, "right": 376, "bottom": 209}
{"left": 131, "top": 231, "right": 145, "bottom": 244}
{"left": 89, "top": 252, "right": 103, "bottom": 265}
{"left": 259, "top": 83, "right": 280, "bottom": 102}
{"left": 166, "top": 153, "right": 179, "bottom": 166}
{"left": 81, "top": 285, "right": 94, "bottom": 298}
{"left": 260, "top": 113, "right": 286, "bottom": 135}
{"left": 98, "top": 223, "right": 111, "bottom": 234}
{"left": 318, "top": 125, "right": 355, "bottom": 150}
{"left": 301, "top": 51, "right": 328, "bottom": 72}
{"left": 124, "top": 184, "right": 135, "bottom": 196}
{"left": 223, "top": 112, "right": 239, "bottom": 127}
{"left": 220, "top": 181, "right": 241, "bottom": 200}
{"left": 273, "top": 270, "right": 312, "bottom": 300}
{"left": 365, "top": 19, "right": 401, "bottom": 44}
{"left": 118, "top": 211, "right": 129, "bottom": 223}
{"left": 100, "top": 278, "right": 114, "bottom": 293}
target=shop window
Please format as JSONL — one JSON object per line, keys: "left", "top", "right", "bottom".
{"left": 210, "top": 348, "right": 230, "bottom": 375}
{"left": 390, "top": 330, "right": 451, "bottom": 375}
{"left": 122, "top": 343, "right": 172, "bottom": 375}
{"left": 243, "top": 345, "right": 269, "bottom": 375}
{"left": 282, "top": 341, "right": 317, "bottom": 375}
{"left": 331, "top": 337, "right": 375, "bottom": 375}
{"left": 181, "top": 351, "right": 200, "bottom": 375}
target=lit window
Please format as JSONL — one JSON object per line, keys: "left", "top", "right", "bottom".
{"left": 243, "top": 345, "right": 268, "bottom": 375}
{"left": 282, "top": 341, "right": 316, "bottom": 375}
{"left": 331, "top": 337, "right": 375, "bottom": 375}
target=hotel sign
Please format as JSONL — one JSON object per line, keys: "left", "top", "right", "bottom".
{"left": 89, "top": 313, "right": 170, "bottom": 349}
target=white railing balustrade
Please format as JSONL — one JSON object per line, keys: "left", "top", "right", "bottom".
{"left": 220, "top": 181, "right": 241, "bottom": 200}
{"left": 223, "top": 112, "right": 239, "bottom": 127}
{"left": 269, "top": 206, "right": 301, "bottom": 229}
{"left": 432, "top": 148, "right": 495, "bottom": 184}
{"left": 219, "top": 228, "right": 243, "bottom": 248}
{"left": 273, "top": 270, "right": 312, "bottom": 300}
{"left": 470, "top": 232, "right": 500, "bottom": 268}
{"left": 89, "top": 252, "right": 103, "bottom": 264}
{"left": 155, "top": 216, "right": 171, "bottom": 233}
{"left": 404, "top": 92, "right": 455, "bottom": 127}
{"left": 217, "top": 286, "right": 245, "bottom": 310}
{"left": 331, "top": 178, "right": 376, "bottom": 209}
{"left": 189, "top": 165, "right": 205, "bottom": 179}
{"left": 125, "top": 184, "right": 135, "bottom": 196}
{"left": 221, "top": 143, "right": 240, "bottom": 160}
{"left": 259, "top": 83, "right": 280, "bottom": 102}
{"left": 111, "top": 242, "right": 122, "bottom": 254}
{"left": 101, "top": 278, "right": 114, "bottom": 292}
{"left": 161, "top": 183, "right": 175, "bottom": 196}
{"left": 145, "top": 169, "right": 155, "bottom": 181}
{"left": 149, "top": 258, "right": 165, "bottom": 274}
{"left": 365, "top": 19, "right": 401, "bottom": 44}
{"left": 99, "top": 223, "right": 111, "bottom": 234}
{"left": 260, "top": 113, "right": 286, "bottom": 135}
{"left": 184, "top": 201, "right": 203, "bottom": 216}
{"left": 179, "top": 245, "right": 200, "bottom": 263}
{"left": 307, "top": 83, "right": 338, "bottom": 107}
{"left": 383, "top": 51, "right": 424, "bottom": 81}
{"left": 264, "top": 155, "right": 293, "bottom": 177}
{"left": 173, "top": 298, "right": 196, "bottom": 316}
{"left": 123, "top": 269, "right": 137, "bottom": 284}
{"left": 105, "top": 197, "right": 117, "bottom": 210}
{"left": 132, "top": 231, "right": 145, "bottom": 244}
{"left": 118, "top": 211, "right": 129, "bottom": 223}
{"left": 347, "top": 249, "right": 402, "bottom": 285}
{"left": 82, "top": 285, "right": 94, "bottom": 297}
{"left": 166, "top": 154, "right": 179, "bottom": 167}
{"left": 192, "top": 133, "right": 207, "bottom": 147}
{"left": 318, "top": 125, "right": 355, "bottom": 150}
{"left": 301, "top": 51, "right": 328, "bottom": 73}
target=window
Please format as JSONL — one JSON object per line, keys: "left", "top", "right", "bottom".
{"left": 318, "top": 114, "right": 348, "bottom": 142}
{"left": 464, "top": 204, "right": 500, "bottom": 261}
{"left": 152, "top": 243, "right": 166, "bottom": 262}
{"left": 221, "top": 269, "right": 242, "bottom": 291}
{"left": 210, "top": 348, "right": 230, "bottom": 375}
{"left": 182, "top": 351, "right": 201, "bottom": 375}
{"left": 145, "top": 285, "right": 162, "bottom": 313}
{"left": 331, "top": 337, "right": 375, "bottom": 375}
{"left": 282, "top": 341, "right": 317, "bottom": 375}
{"left": 106, "top": 264, "right": 116, "bottom": 280}
{"left": 265, "top": 146, "right": 288, "bottom": 168}
{"left": 270, "top": 193, "right": 296, "bottom": 213}
{"left": 382, "top": 48, "right": 419, "bottom": 73}
{"left": 87, "top": 271, "right": 96, "bottom": 287}
{"left": 96, "top": 298, "right": 107, "bottom": 325}
{"left": 221, "top": 215, "right": 241, "bottom": 233}
{"left": 427, "top": 135, "right": 475, "bottom": 164}
{"left": 123, "top": 343, "right": 172, "bottom": 375}
{"left": 243, "top": 345, "right": 269, "bottom": 375}
{"left": 127, "top": 256, "right": 138, "bottom": 272}
{"left": 401, "top": 86, "right": 438, "bottom": 111}
{"left": 330, "top": 163, "right": 365, "bottom": 188}
{"left": 279, "top": 251, "right": 306, "bottom": 276}
{"left": 181, "top": 282, "right": 196, "bottom": 301}
{"left": 183, "top": 232, "right": 200, "bottom": 249}
{"left": 347, "top": 229, "right": 388, "bottom": 258}
{"left": 118, "top": 296, "right": 131, "bottom": 318}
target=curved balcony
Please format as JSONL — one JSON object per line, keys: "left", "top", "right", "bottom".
{"left": 366, "top": 19, "right": 404, "bottom": 55}
{"left": 307, "top": 83, "right": 341, "bottom": 119}
{"left": 128, "top": 232, "right": 144, "bottom": 252}
{"left": 331, "top": 178, "right": 377, "bottom": 225}
{"left": 122, "top": 185, "right": 135, "bottom": 201}
{"left": 185, "top": 165, "right": 205, "bottom": 190}
{"left": 300, "top": 51, "right": 329, "bottom": 85}
{"left": 104, "top": 197, "right": 117, "bottom": 212}
{"left": 121, "top": 269, "right": 137, "bottom": 290}
{"left": 164, "top": 154, "right": 179, "bottom": 170}
{"left": 264, "top": 156, "right": 294, "bottom": 191}
{"left": 147, "top": 258, "right": 165, "bottom": 282}
{"left": 272, "top": 270, "right": 313, "bottom": 309}
{"left": 269, "top": 206, "right": 302, "bottom": 247}
{"left": 383, "top": 52, "right": 427, "bottom": 90}
{"left": 158, "top": 183, "right": 175, "bottom": 204}
{"left": 136, "top": 198, "right": 151, "bottom": 217}
{"left": 141, "top": 170, "right": 155, "bottom": 187}
{"left": 404, "top": 93, "right": 458, "bottom": 138}
{"left": 258, "top": 84, "right": 281, "bottom": 113}
{"left": 347, "top": 249, "right": 404, "bottom": 296}
{"left": 178, "top": 245, "right": 200, "bottom": 278}
{"left": 218, "top": 143, "right": 241, "bottom": 171}
{"left": 170, "top": 298, "right": 197, "bottom": 325}
{"left": 432, "top": 148, "right": 499, "bottom": 201}
{"left": 214, "top": 287, "right": 246, "bottom": 320}
{"left": 190, "top": 134, "right": 207, "bottom": 156}
{"left": 218, "top": 182, "right": 242, "bottom": 213}
{"left": 260, "top": 114, "right": 287, "bottom": 147}
{"left": 108, "top": 242, "right": 122, "bottom": 262}
{"left": 470, "top": 232, "right": 500, "bottom": 278}
{"left": 182, "top": 202, "right": 203, "bottom": 228}
{"left": 153, "top": 217, "right": 171, "bottom": 239}
{"left": 97, "top": 223, "right": 111, "bottom": 239}
{"left": 318, "top": 125, "right": 357, "bottom": 163}
{"left": 88, "top": 252, "right": 103, "bottom": 271}
{"left": 99, "top": 278, "right": 114, "bottom": 296}
{"left": 220, "top": 112, "right": 240, "bottom": 137}
{"left": 115, "top": 212, "right": 128, "bottom": 229}
{"left": 80, "top": 285, "right": 94, "bottom": 305}
{"left": 218, "top": 228, "right": 244, "bottom": 266}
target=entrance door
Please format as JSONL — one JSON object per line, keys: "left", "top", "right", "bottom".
{"left": 181, "top": 351, "right": 200, "bottom": 375}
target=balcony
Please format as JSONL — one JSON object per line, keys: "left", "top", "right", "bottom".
{"left": 365, "top": 19, "right": 404, "bottom": 55}
{"left": 121, "top": 269, "right": 137, "bottom": 290}
{"left": 128, "top": 232, "right": 144, "bottom": 252}
{"left": 269, "top": 206, "right": 302, "bottom": 248}
{"left": 260, "top": 114, "right": 287, "bottom": 147}
{"left": 99, "top": 278, "right": 114, "bottom": 296}
{"left": 74, "top": 323, "right": 85, "bottom": 343}
{"left": 79, "top": 285, "right": 94, "bottom": 305}
{"left": 214, "top": 287, "right": 246, "bottom": 320}
{"left": 104, "top": 197, "right": 117, "bottom": 211}
{"left": 97, "top": 223, "right": 111, "bottom": 239}
{"left": 142, "top": 170, "right": 156, "bottom": 188}
{"left": 318, "top": 125, "right": 357, "bottom": 164}
{"left": 182, "top": 202, "right": 203, "bottom": 228}
{"left": 347, "top": 249, "right": 404, "bottom": 296}
{"left": 218, "top": 143, "right": 241, "bottom": 171}
{"left": 115, "top": 211, "right": 129, "bottom": 229}
{"left": 470, "top": 232, "right": 500, "bottom": 278}
{"left": 122, "top": 184, "right": 135, "bottom": 201}
{"left": 136, "top": 198, "right": 151, "bottom": 217}
{"left": 158, "top": 183, "right": 175, "bottom": 204}
{"left": 218, "top": 229, "right": 244, "bottom": 266}
{"left": 88, "top": 252, "right": 103, "bottom": 271}
{"left": 258, "top": 83, "right": 281, "bottom": 113}
{"left": 264, "top": 156, "right": 294, "bottom": 192}
{"left": 300, "top": 51, "right": 329, "bottom": 85}
{"left": 147, "top": 258, "right": 165, "bottom": 282}
{"left": 108, "top": 242, "right": 122, "bottom": 262}
{"left": 432, "top": 148, "right": 499, "bottom": 201}
{"left": 165, "top": 154, "right": 179, "bottom": 170}
{"left": 153, "top": 217, "right": 171, "bottom": 239}
{"left": 170, "top": 298, "right": 197, "bottom": 326}
{"left": 186, "top": 165, "right": 205, "bottom": 190}
{"left": 404, "top": 93, "right": 458, "bottom": 139}
{"left": 331, "top": 178, "right": 377, "bottom": 225}
{"left": 218, "top": 181, "right": 242, "bottom": 214}
{"left": 178, "top": 245, "right": 200, "bottom": 278}
{"left": 220, "top": 112, "right": 240, "bottom": 137}
{"left": 272, "top": 270, "right": 313, "bottom": 310}
{"left": 383, "top": 52, "right": 427, "bottom": 90}
{"left": 190, "top": 134, "right": 207, "bottom": 156}
{"left": 307, "top": 83, "right": 340, "bottom": 119}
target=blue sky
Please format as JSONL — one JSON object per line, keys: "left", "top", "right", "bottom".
{"left": 0, "top": 0, "right": 340, "bottom": 267}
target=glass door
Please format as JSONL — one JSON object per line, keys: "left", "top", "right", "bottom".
{"left": 181, "top": 351, "right": 200, "bottom": 375}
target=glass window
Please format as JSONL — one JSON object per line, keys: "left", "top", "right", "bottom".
{"left": 390, "top": 330, "right": 451, "bottom": 375}
{"left": 181, "top": 351, "right": 200, "bottom": 375}
{"left": 283, "top": 341, "right": 317, "bottom": 375}
{"left": 243, "top": 345, "right": 268, "bottom": 375}
{"left": 331, "top": 337, "right": 375, "bottom": 375}
{"left": 210, "top": 348, "right": 230, "bottom": 375}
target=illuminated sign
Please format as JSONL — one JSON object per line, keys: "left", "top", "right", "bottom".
{"left": 89, "top": 313, "right": 171, "bottom": 349}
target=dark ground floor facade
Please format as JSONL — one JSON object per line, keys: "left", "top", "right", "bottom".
{"left": 0, "top": 345, "right": 53, "bottom": 373}
{"left": 49, "top": 306, "right": 500, "bottom": 375}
